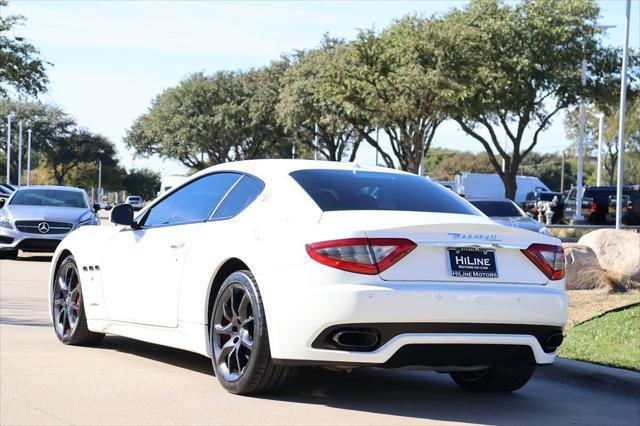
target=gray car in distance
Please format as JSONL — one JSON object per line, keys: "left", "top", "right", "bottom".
{"left": 0, "top": 186, "right": 100, "bottom": 259}
{"left": 469, "top": 198, "right": 549, "bottom": 234}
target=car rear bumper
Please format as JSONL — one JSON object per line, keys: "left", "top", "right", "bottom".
{"left": 0, "top": 227, "right": 66, "bottom": 252}
{"left": 258, "top": 264, "right": 568, "bottom": 368}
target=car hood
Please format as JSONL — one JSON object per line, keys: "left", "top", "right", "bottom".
{"left": 1, "top": 205, "right": 91, "bottom": 223}
{"left": 489, "top": 216, "right": 544, "bottom": 232}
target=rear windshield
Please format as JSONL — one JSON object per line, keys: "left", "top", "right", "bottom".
{"left": 290, "top": 169, "right": 478, "bottom": 215}
{"left": 10, "top": 189, "right": 87, "bottom": 208}
{"left": 470, "top": 201, "right": 523, "bottom": 217}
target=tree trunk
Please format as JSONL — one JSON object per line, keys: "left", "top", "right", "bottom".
{"left": 502, "top": 172, "right": 517, "bottom": 201}
{"left": 607, "top": 153, "right": 617, "bottom": 186}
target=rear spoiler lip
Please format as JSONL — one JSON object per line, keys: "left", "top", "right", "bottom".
{"left": 414, "top": 241, "right": 529, "bottom": 250}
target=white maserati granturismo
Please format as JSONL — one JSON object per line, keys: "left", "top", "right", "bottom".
{"left": 48, "top": 160, "right": 567, "bottom": 395}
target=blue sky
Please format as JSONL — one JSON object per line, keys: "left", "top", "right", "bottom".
{"left": 4, "top": 0, "right": 639, "bottom": 177}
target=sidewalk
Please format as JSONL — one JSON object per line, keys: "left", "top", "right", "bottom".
{"left": 536, "top": 357, "right": 640, "bottom": 393}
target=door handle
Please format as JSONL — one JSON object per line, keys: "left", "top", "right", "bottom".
{"left": 170, "top": 241, "right": 185, "bottom": 249}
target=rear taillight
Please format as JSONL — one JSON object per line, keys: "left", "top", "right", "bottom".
{"left": 521, "top": 244, "right": 565, "bottom": 280}
{"left": 590, "top": 202, "right": 598, "bottom": 213}
{"left": 306, "top": 238, "right": 416, "bottom": 275}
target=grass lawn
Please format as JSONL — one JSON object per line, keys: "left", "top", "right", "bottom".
{"left": 559, "top": 304, "right": 640, "bottom": 371}
{"left": 566, "top": 289, "right": 640, "bottom": 327}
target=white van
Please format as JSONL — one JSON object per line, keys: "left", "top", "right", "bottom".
{"left": 158, "top": 175, "right": 188, "bottom": 197}
{"left": 453, "top": 173, "right": 550, "bottom": 205}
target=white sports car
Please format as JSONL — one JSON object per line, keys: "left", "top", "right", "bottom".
{"left": 48, "top": 160, "right": 567, "bottom": 395}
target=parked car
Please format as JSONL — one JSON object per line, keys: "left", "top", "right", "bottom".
{"left": 0, "top": 183, "right": 16, "bottom": 193}
{"left": 523, "top": 191, "right": 564, "bottom": 224}
{"left": 0, "top": 186, "right": 99, "bottom": 259}
{"left": 97, "top": 201, "right": 112, "bottom": 210}
{"left": 0, "top": 185, "right": 12, "bottom": 200}
{"left": 453, "top": 173, "right": 550, "bottom": 206}
{"left": 562, "top": 186, "right": 593, "bottom": 223}
{"left": 469, "top": 199, "right": 549, "bottom": 234}
{"left": 563, "top": 186, "right": 635, "bottom": 224}
{"left": 48, "top": 160, "right": 567, "bottom": 395}
{"left": 124, "top": 195, "right": 144, "bottom": 211}
{"left": 607, "top": 185, "right": 640, "bottom": 225}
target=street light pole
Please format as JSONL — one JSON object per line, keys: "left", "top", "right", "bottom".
{"left": 575, "top": 58, "right": 587, "bottom": 222}
{"left": 26, "top": 129, "right": 32, "bottom": 186}
{"left": 560, "top": 151, "right": 565, "bottom": 193}
{"left": 97, "top": 160, "right": 102, "bottom": 202}
{"left": 417, "top": 134, "right": 429, "bottom": 176}
{"left": 314, "top": 123, "right": 318, "bottom": 161}
{"left": 6, "top": 113, "right": 13, "bottom": 184}
{"left": 17, "top": 121, "right": 23, "bottom": 186}
{"left": 375, "top": 128, "right": 379, "bottom": 166}
{"left": 615, "top": 0, "right": 631, "bottom": 230}
{"left": 596, "top": 112, "right": 604, "bottom": 186}
{"left": 575, "top": 25, "right": 615, "bottom": 222}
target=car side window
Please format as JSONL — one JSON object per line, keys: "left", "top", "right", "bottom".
{"left": 144, "top": 173, "right": 241, "bottom": 227}
{"left": 212, "top": 175, "right": 264, "bottom": 220}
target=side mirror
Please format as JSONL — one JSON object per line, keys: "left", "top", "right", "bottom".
{"left": 93, "top": 203, "right": 101, "bottom": 211}
{"left": 0, "top": 199, "right": 5, "bottom": 209}
{"left": 110, "top": 204, "right": 134, "bottom": 227}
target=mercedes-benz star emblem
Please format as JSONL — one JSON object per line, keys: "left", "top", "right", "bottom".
{"left": 37, "top": 222, "right": 50, "bottom": 234}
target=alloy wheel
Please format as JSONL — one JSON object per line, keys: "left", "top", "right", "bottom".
{"left": 53, "top": 262, "right": 81, "bottom": 339}
{"left": 212, "top": 283, "right": 255, "bottom": 382}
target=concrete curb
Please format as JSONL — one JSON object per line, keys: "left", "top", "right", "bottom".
{"left": 536, "top": 358, "right": 640, "bottom": 393}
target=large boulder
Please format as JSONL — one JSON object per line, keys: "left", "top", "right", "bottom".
{"left": 578, "top": 229, "right": 640, "bottom": 282}
{"left": 563, "top": 244, "right": 613, "bottom": 290}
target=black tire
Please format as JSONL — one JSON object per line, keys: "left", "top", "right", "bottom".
{"left": 209, "top": 270, "right": 296, "bottom": 395}
{"left": 0, "top": 250, "right": 18, "bottom": 259}
{"left": 450, "top": 366, "right": 535, "bottom": 392}
{"left": 52, "top": 255, "right": 105, "bottom": 346}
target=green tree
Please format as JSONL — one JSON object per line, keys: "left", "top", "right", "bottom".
{"left": 66, "top": 152, "right": 124, "bottom": 193}
{"left": 440, "top": 0, "right": 638, "bottom": 199}
{"left": 125, "top": 72, "right": 242, "bottom": 170}
{"left": 126, "top": 63, "right": 292, "bottom": 170}
{"left": 331, "top": 16, "right": 449, "bottom": 172}
{"left": 0, "top": 0, "right": 49, "bottom": 96}
{"left": 426, "top": 149, "right": 495, "bottom": 181}
{"left": 238, "top": 58, "right": 293, "bottom": 160}
{"left": 41, "top": 130, "right": 116, "bottom": 185}
{"left": 278, "top": 37, "right": 362, "bottom": 161}
{"left": 123, "top": 168, "right": 161, "bottom": 200}
{"left": 0, "top": 99, "right": 73, "bottom": 183}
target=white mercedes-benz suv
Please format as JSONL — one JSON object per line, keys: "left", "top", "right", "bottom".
{"left": 48, "top": 160, "right": 567, "bottom": 394}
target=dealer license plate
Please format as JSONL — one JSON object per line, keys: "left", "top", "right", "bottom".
{"left": 448, "top": 248, "right": 498, "bottom": 278}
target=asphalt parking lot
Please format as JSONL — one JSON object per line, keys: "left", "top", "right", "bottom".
{"left": 1, "top": 253, "right": 639, "bottom": 425}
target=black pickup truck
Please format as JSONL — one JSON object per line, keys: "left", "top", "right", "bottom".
{"left": 564, "top": 186, "right": 639, "bottom": 224}
{"left": 607, "top": 185, "right": 640, "bottom": 225}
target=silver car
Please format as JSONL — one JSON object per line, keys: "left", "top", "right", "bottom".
{"left": 124, "top": 195, "right": 144, "bottom": 211}
{"left": 0, "top": 186, "right": 99, "bottom": 259}
{"left": 469, "top": 198, "right": 549, "bottom": 234}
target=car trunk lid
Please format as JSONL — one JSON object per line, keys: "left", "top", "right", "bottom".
{"left": 319, "top": 211, "right": 556, "bottom": 285}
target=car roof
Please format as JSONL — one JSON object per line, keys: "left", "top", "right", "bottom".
{"left": 14, "top": 185, "right": 85, "bottom": 192}
{"left": 191, "top": 159, "right": 412, "bottom": 181}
